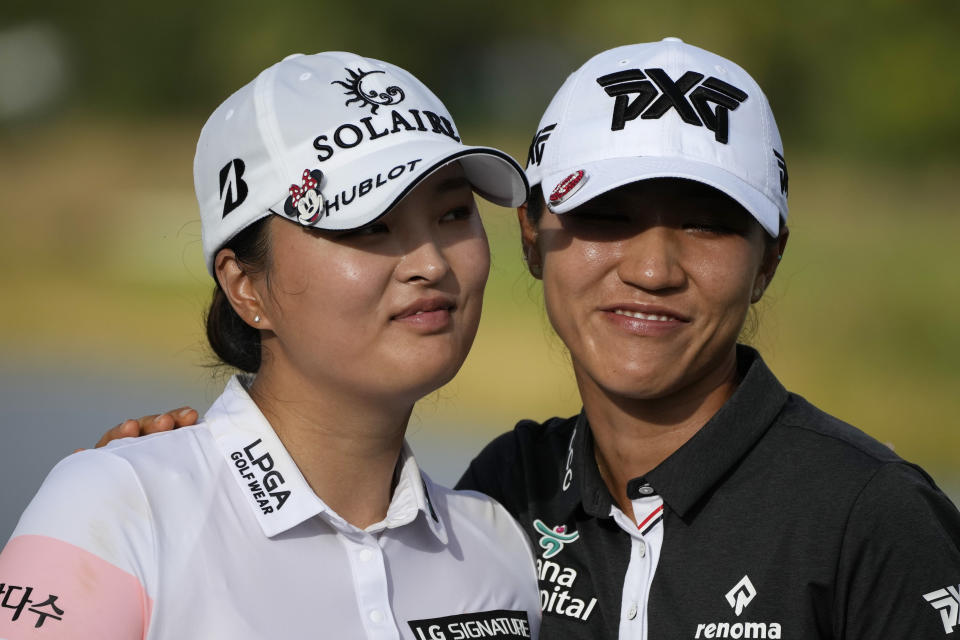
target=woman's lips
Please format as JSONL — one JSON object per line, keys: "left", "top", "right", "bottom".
{"left": 602, "top": 305, "right": 689, "bottom": 336}
{"left": 392, "top": 297, "right": 456, "bottom": 332}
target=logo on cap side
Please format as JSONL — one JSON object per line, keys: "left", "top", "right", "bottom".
{"left": 773, "top": 149, "right": 788, "bottom": 197}
{"left": 596, "top": 68, "right": 748, "bottom": 143}
{"left": 549, "top": 170, "right": 587, "bottom": 206}
{"left": 332, "top": 67, "right": 406, "bottom": 114}
{"left": 219, "top": 158, "right": 248, "bottom": 218}
{"left": 527, "top": 123, "right": 557, "bottom": 168}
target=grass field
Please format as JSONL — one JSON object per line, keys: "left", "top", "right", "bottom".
{"left": 2, "top": 119, "right": 958, "bottom": 477}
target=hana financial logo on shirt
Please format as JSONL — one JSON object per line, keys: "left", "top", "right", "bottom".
{"left": 924, "top": 584, "right": 960, "bottom": 634}
{"left": 533, "top": 520, "right": 579, "bottom": 559}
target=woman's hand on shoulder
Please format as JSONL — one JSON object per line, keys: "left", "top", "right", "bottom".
{"left": 94, "top": 407, "right": 199, "bottom": 448}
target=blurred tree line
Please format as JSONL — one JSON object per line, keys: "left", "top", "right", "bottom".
{"left": 2, "top": 0, "right": 959, "bottom": 161}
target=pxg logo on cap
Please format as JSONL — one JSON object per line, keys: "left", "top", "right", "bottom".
{"left": 595, "top": 67, "right": 747, "bottom": 143}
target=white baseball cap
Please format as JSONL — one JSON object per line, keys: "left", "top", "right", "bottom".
{"left": 195, "top": 51, "right": 528, "bottom": 273}
{"left": 525, "top": 37, "right": 788, "bottom": 236}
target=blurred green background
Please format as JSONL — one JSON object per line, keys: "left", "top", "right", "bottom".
{"left": 1, "top": 0, "right": 958, "bottom": 526}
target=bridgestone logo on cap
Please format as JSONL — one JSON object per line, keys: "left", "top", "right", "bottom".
{"left": 219, "top": 158, "right": 248, "bottom": 218}
{"left": 549, "top": 170, "right": 587, "bottom": 205}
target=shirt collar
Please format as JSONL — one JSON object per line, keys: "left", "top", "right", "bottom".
{"left": 643, "top": 346, "right": 788, "bottom": 517}
{"left": 371, "top": 442, "right": 447, "bottom": 544}
{"left": 206, "top": 375, "right": 446, "bottom": 542}
{"left": 544, "top": 411, "right": 614, "bottom": 521}
{"left": 568, "top": 345, "right": 788, "bottom": 521}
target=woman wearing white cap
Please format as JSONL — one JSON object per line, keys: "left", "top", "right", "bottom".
{"left": 455, "top": 38, "right": 960, "bottom": 638}
{"left": 0, "top": 52, "right": 541, "bottom": 639}
{"left": 87, "top": 39, "right": 960, "bottom": 638}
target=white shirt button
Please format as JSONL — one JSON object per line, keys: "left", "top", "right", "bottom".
{"left": 359, "top": 548, "right": 374, "bottom": 562}
{"left": 369, "top": 610, "right": 384, "bottom": 623}
{"left": 638, "top": 539, "right": 646, "bottom": 557}
{"left": 627, "top": 603, "right": 638, "bottom": 620}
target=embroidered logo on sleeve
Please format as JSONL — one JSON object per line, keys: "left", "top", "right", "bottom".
{"left": 408, "top": 609, "right": 531, "bottom": 639}
{"left": 924, "top": 584, "right": 960, "bottom": 634}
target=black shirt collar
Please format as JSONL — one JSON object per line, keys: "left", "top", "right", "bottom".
{"left": 571, "top": 345, "right": 789, "bottom": 520}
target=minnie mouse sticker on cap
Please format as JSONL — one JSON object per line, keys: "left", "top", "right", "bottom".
{"left": 283, "top": 169, "right": 326, "bottom": 225}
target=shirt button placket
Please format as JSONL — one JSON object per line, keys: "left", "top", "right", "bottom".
{"left": 346, "top": 535, "right": 399, "bottom": 640}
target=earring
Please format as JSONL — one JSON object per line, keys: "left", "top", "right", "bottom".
{"left": 253, "top": 315, "right": 260, "bottom": 323}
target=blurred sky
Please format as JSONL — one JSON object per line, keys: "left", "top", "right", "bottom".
{"left": 1, "top": 0, "right": 959, "bottom": 541}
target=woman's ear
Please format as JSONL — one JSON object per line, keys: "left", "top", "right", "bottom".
{"left": 214, "top": 248, "right": 271, "bottom": 329}
{"left": 752, "top": 226, "right": 789, "bottom": 303}
{"left": 517, "top": 203, "right": 543, "bottom": 279}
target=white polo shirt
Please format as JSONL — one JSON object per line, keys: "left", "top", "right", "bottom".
{"left": 0, "top": 376, "right": 541, "bottom": 639}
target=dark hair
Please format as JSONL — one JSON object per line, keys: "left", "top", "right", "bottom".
{"left": 205, "top": 217, "right": 272, "bottom": 372}
{"left": 526, "top": 184, "right": 545, "bottom": 225}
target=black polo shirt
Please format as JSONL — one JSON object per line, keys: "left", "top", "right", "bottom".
{"left": 457, "top": 346, "right": 960, "bottom": 639}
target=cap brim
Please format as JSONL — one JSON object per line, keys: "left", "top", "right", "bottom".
{"left": 542, "top": 157, "right": 782, "bottom": 237}
{"left": 274, "top": 140, "right": 527, "bottom": 231}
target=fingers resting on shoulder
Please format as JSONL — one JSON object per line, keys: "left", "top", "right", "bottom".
{"left": 92, "top": 407, "right": 199, "bottom": 449}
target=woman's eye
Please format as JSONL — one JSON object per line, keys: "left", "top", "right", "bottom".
{"left": 591, "top": 214, "right": 630, "bottom": 223}
{"left": 338, "top": 223, "right": 389, "bottom": 239}
{"left": 568, "top": 211, "right": 629, "bottom": 225}
{"left": 684, "top": 221, "right": 734, "bottom": 235}
{"left": 440, "top": 206, "right": 473, "bottom": 222}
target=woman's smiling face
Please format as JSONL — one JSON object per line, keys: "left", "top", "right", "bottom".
{"left": 249, "top": 162, "right": 491, "bottom": 403}
{"left": 526, "top": 178, "right": 781, "bottom": 404}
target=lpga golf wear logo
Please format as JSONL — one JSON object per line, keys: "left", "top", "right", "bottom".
{"left": 533, "top": 520, "right": 579, "bottom": 559}
{"left": 726, "top": 575, "right": 757, "bottom": 616}
{"left": 925, "top": 584, "right": 960, "bottom": 634}
{"left": 595, "top": 68, "right": 747, "bottom": 143}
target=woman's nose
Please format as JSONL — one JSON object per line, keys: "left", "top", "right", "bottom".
{"left": 395, "top": 234, "right": 451, "bottom": 284}
{"left": 616, "top": 227, "right": 685, "bottom": 292}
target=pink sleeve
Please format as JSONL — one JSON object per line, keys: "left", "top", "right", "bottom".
{"left": 0, "top": 534, "right": 152, "bottom": 639}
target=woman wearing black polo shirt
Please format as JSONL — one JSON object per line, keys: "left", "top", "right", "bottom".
{"left": 457, "top": 39, "right": 960, "bottom": 639}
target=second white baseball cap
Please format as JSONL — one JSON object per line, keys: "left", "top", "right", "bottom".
{"left": 525, "top": 38, "right": 788, "bottom": 236}
{"left": 195, "top": 52, "right": 528, "bottom": 273}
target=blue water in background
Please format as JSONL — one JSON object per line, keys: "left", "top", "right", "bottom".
{"left": 2, "top": 361, "right": 958, "bottom": 544}
{"left": 0, "top": 361, "right": 497, "bottom": 542}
